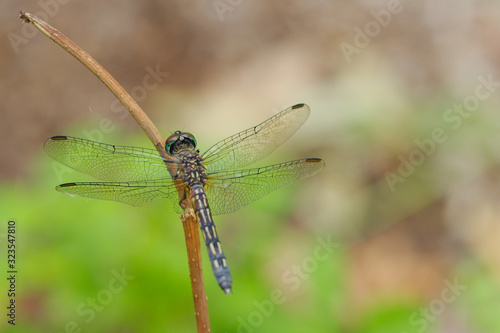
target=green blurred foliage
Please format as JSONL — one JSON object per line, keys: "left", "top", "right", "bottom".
{"left": 2, "top": 126, "right": 500, "bottom": 332}
{"left": 4, "top": 1, "right": 500, "bottom": 332}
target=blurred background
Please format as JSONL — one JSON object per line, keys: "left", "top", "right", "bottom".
{"left": 2, "top": 0, "right": 500, "bottom": 332}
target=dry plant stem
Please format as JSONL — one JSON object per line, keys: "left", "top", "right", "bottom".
{"left": 182, "top": 208, "right": 210, "bottom": 332}
{"left": 19, "top": 11, "right": 211, "bottom": 333}
{"left": 19, "top": 12, "right": 162, "bottom": 151}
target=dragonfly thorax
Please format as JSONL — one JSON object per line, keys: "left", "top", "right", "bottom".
{"left": 176, "top": 150, "right": 207, "bottom": 187}
{"left": 165, "top": 131, "right": 197, "bottom": 156}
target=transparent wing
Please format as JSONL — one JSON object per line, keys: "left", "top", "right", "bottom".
{"left": 205, "top": 158, "right": 325, "bottom": 215}
{"left": 53, "top": 159, "right": 325, "bottom": 213}
{"left": 56, "top": 179, "right": 182, "bottom": 210}
{"left": 44, "top": 136, "right": 169, "bottom": 182}
{"left": 202, "top": 104, "right": 310, "bottom": 171}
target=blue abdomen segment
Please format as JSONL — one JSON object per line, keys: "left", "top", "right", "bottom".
{"left": 190, "top": 184, "right": 232, "bottom": 294}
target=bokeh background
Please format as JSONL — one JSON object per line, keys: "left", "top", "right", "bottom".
{"left": 2, "top": 0, "right": 500, "bottom": 332}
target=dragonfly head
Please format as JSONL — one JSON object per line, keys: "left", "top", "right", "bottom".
{"left": 165, "top": 131, "right": 197, "bottom": 155}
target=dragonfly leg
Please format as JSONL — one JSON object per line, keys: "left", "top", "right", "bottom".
{"left": 178, "top": 187, "right": 188, "bottom": 205}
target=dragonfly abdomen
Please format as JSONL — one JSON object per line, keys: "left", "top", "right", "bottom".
{"left": 190, "top": 184, "right": 232, "bottom": 294}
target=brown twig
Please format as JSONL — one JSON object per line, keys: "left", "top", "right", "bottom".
{"left": 20, "top": 11, "right": 211, "bottom": 333}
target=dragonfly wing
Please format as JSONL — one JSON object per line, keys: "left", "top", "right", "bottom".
{"left": 44, "top": 136, "right": 169, "bottom": 182}
{"left": 202, "top": 104, "right": 310, "bottom": 171}
{"left": 205, "top": 158, "right": 325, "bottom": 215}
{"left": 56, "top": 179, "right": 182, "bottom": 211}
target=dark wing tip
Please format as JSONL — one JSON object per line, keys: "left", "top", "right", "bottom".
{"left": 306, "top": 158, "right": 324, "bottom": 163}
{"left": 292, "top": 103, "right": 306, "bottom": 109}
{"left": 49, "top": 136, "right": 69, "bottom": 140}
{"left": 306, "top": 158, "right": 326, "bottom": 171}
{"left": 57, "top": 183, "right": 77, "bottom": 188}
{"left": 44, "top": 136, "right": 69, "bottom": 149}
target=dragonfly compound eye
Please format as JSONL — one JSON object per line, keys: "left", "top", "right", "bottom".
{"left": 165, "top": 132, "right": 197, "bottom": 155}
{"left": 180, "top": 132, "right": 197, "bottom": 148}
{"left": 165, "top": 133, "right": 181, "bottom": 155}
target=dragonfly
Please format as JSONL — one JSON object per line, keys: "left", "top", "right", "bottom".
{"left": 44, "top": 103, "right": 325, "bottom": 294}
